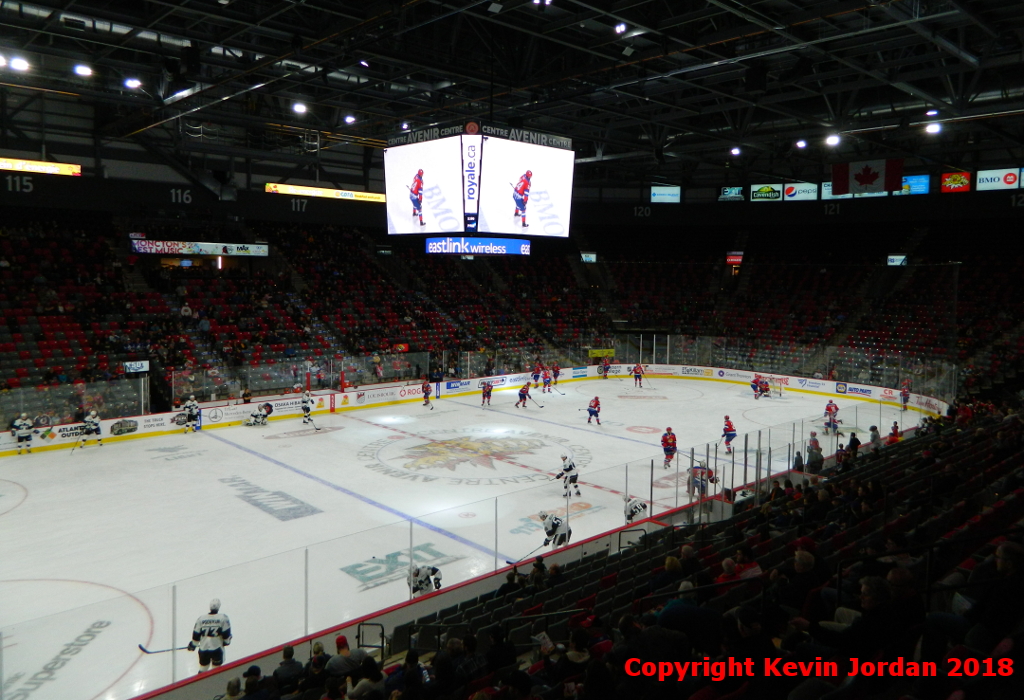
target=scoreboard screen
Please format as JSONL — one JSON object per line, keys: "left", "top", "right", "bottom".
{"left": 384, "top": 123, "right": 574, "bottom": 237}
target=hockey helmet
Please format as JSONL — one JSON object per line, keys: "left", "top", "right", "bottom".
{"left": 810, "top": 431, "right": 817, "bottom": 436}
{"left": 622, "top": 495, "right": 630, "bottom": 502}
{"left": 20, "top": 412, "right": 27, "bottom": 418}
{"left": 210, "top": 598, "right": 221, "bottom": 612}
{"left": 525, "top": 170, "right": 532, "bottom": 178}
{"left": 90, "top": 410, "right": 97, "bottom": 417}
{"left": 304, "top": 391, "right": 311, "bottom": 397}
{"left": 594, "top": 396, "right": 599, "bottom": 400}
{"left": 561, "top": 454, "right": 567, "bottom": 461}
{"left": 724, "top": 415, "right": 730, "bottom": 420}
{"left": 538, "top": 511, "right": 548, "bottom": 520}
{"left": 189, "top": 394, "right": 195, "bottom": 401}
{"left": 417, "top": 169, "right": 424, "bottom": 176}
{"left": 666, "top": 427, "right": 672, "bottom": 431}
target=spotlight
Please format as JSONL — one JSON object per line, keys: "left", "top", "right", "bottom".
{"left": 344, "top": 115, "right": 356, "bottom": 124}
{"left": 74, "top": 64, "right": 93, "bottom": 77}
{"left": 359, "top": 60, "right": 369, "bottom": 67}
{"left": 795, "top": 140, "right": 807, "bottom": 149}
{"left": 10, "top": 57, "right": 29, "bottom": 71}
{"left": 292, "top": 102, "right": 307, "bottom": 114}
{"left": 925, "top": 123, "right": 941, "bottom": 134}
{"left": 401, "top": 122, "right": 409, "bottom": 130}
{"left": 825, "top": 134, "right": 840, "bottom": 146}
{"left": 124, "top": 78, "right": 142, "bottom": 89}
{"left": 615, "top": 23, "right": 627, "bottom": 34}
{"left": 730, "top": 147, "right": 741, "bottom": 156}
{"left": 0, "top": 56, "right": 6, "bottom": 68}
{"left": 926, "top": 109, "right": 939, "bottom": 116}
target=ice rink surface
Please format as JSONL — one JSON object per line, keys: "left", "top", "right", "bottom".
{"left": 0, "top": 375, "right": 914, "bottom": 700}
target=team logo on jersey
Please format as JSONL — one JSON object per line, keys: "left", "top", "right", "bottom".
{"left": 358, "top": 428, "right": 591, "bottom": 485}
{"left": 341, "top": 542, "right": 464, "bottom": 590}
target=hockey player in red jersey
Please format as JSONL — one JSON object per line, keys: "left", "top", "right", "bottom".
{"left": 587, "top": 397, "right": 601, "bottom": 424}
{"left": 750, "top": 378, "right": 761, "bottom": 399}
{"left": 661, "top": 427, "right": 677, "bottom": 469}
{"left": 631, "top": 363, "right": 645, "bottom": 388}
{"left": 541, "top": 368, "right": 553, "bottom": 394}
{"left": 516, "top": 383, "right": 531, "bottom": 408}
{"left": 900, "top": 385, "right": 910, "bottom": 412}
{"left": 601, "top": 357, "right": 611, "bottom": 379}
{"left": 552, "top": 364, "right": 561, "bottom": 386}
{"left": 532, "top": 363, "right": 543, "bottom": 388}
{"left": 722, "top": 416, "right": 737, "bottom": 454}
{"left": 422, "top": 378, "right": 433, "bottom": 409}
{"left": 409, "top": 169, "right": 426, "bottom": 227}
{"left": 513, "top": 170, "right": 532, "bottom": 228}
{"left": 758, "top": 378, "right": 771, "bottom": 397}
{"left": 481, "top": 381, "right": 493, "bottom": 406}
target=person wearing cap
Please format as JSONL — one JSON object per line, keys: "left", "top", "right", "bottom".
{"left": 241, "top": 666, "right": 271, "bottom": 700}
{"left": 325, "top": 634, "right": 369, "bottom": 682}
{"left": 304, "top": 641, "right": 331, "bottom": 673}
{"left": 272, "top": 645, "right": 304, "bottom": 695}
{"left": 189, "top": 598, "right": 231, "bottom": 673}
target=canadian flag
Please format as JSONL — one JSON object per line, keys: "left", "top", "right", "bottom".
{"left": 831, "top": 159, "right": 903, "bottom": 195}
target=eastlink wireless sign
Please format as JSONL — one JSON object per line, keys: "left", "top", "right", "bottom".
{"left": 426, "top": 237, "right": 531, "bottom": 255}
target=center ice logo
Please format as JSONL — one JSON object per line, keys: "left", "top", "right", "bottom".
{"left": 395, "top": 436, "right": 545, "bottom": 472}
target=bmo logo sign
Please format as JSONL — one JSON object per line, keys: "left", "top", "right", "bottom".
{"left": 976, "top": 168, "right": 1022, "bottom": 191}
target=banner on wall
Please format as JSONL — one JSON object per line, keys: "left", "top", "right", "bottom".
{"left": 588, "top": 348, "right": 615, "bottom": 357}
{"left": 131, "top": 240, "right": 269, "bottom": 256}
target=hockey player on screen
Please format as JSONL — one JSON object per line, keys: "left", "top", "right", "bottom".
{"left": 422, "top": 378, "right": 433, "bottom": 410}
{"left": 624, "top": 496, "right": 648, "bottom": 524}
{"left": 184, "top": 394, "right": 200, "bottom": 433}
{"left": 189, "top": 599, "right": 231, "bottom": 673}
{"left": 542, "top": 368, "right": 553, "bottom": 394}
{"left": 661, "top": 427, "right": 677, "bottom": 469}
{"left": 587, "top": 396, "right": 601, "bottom": 424}
{"left": 409, "top": 169, "right": 426, "bottom": 227}
{"left": 552, "top": 364, "right": 561, "bottom": 386}
{"left": 481, "top": 381, "right": 493, "bottom": 406}
{"left": 408, "top": 565, "right": 442, "bottom": 598}
{"left": 516, "top": 383, "right": 532, "bottom": 408}
{"left": 78, "top": 410, "right": 103, "bottom": 448}
{"left": 722, "top": 415, "right": 737, "bottom": 454}
{"left": 555, "top": 453, "right": 581, "bottom": 498}
{"left": 513, "top": 170, "right": 532, "bottom": 228}
{"left": 539, "top": 511, "right": 571, "bottom": 549}
{"left": 301, "top": 391, "right": 315, "bottom": 424}
{"left": 631, "top": 363, "right": 645, "bottom": 388}
{"left": 11, "top": 412, "right": 37, "bottom": 454}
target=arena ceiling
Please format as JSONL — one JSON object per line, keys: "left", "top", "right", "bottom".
{"left": 1, "top": 0, "right": 1024, "bottom": 190}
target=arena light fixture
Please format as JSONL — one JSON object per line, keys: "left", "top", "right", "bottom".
{"left": 124, "top": 78, "right": 142, "bottom": 89}
{"left": 926, "top": 109, "right": 939, "bottom": 116}
{"left": 825, "top": 134, "right": 840, "bottom": 146}
{"left": 795, "top": 139, "right": 807, "bottom": 149}
{"left": 401, "top": 122, "right": 409, "bottom": 130}
{"left": 344, "top": 115, "right": 356, "bottom": 124}
{"left": 0, "top": 56, "right": 7, "bottom": 68}
{"left": 292, "top": 102, "right": 307, "bottom": 114}
{"left": 488, "top": 2, "right": 503, "bottom": 11}
{"left": 730, "top": 147, "right": 741, "bottom": 156}
{"left": 10, "top": 57, "right": 29, "bottom": 71}
{"left": 73, "top": 64, "right": 93, "bottom": 77}
{"left": 925, "top": 123, "right": 941, "bottom": 134}
{"left": 359, "top": 60, "right": 369, "bottom": 67}
{"left": 615, "top": 23, "right": 627, "bottom": 34}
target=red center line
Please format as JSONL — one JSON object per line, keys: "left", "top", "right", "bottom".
{"left": 344, "top": 414, "right": 632, "bottom": 498}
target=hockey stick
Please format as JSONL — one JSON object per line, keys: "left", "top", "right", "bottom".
{"left": 553, "top": 387, "right": 566, "bottom": 396}
{"left": 504, "top": 543, "right": 546, "bottom": 566}
{"left": 138, "top": 644, "right": 190, "bottom": 654}
{"left": 308, "top": 417, "right": 321, "bottom": 431}
{"left": 529, "top": 396, "right": 545, "bottom": 409}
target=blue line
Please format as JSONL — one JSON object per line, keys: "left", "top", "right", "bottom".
{"left": 446, "top": 397, "right": 663, "bottom": 449}
{"left": 203, "top": 431, "right": 512, "bottom": 562}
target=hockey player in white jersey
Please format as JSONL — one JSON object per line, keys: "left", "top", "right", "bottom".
{"left": 539, "top": 511, "right": 572, "bottom": 549}
{"left": 407, "top": 565, "right": 442, "bottom": 598}
{"left": 11, "top": 413, "right": 37, "bottom": 454}
{"left": 183, "top": 395, "right": 200, "bottom": 433}
{"left": 189, "top": 598, "right": 232, "bottom": 673}
{"left": 78, "top": 410, "right": 103, "bottom": 448}
{"left": 688, "top": 460, "right": 717, "bottom": 498}
{"left": 555, "top": 454, "right": 581, "bottom": 498}
{"left": 301, "top": 391, "right": 314, "bottom": 424}
{"left": 624, "top": 496, "right": 648, "bottom": 524}
{"left": 244, "top": 403, "right": 272, "bottom": 426}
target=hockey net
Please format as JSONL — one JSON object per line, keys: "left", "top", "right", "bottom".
{"left": 756, "top": 375, "right": 785, "bottom": 398}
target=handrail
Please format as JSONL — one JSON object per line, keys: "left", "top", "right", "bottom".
{"left": 617, "top": 528, "right": 647, "bottom": 549}
{"left": 357, "top": 622, "right": 386, "bottom": 659}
